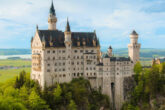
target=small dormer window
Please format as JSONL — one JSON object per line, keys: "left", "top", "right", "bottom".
{"left": 47, "top": 50, "right": 50, "bottom": 53}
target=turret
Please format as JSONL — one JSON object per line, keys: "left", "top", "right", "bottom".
{"left": 64, "top": 18, "right": 72, "bottom": 45}
{"left": 128, "top": 30, "right": 141, "bottom": 64}
{"left": 130, "top": 30, "right": 138, "bottom": 44}
{"left": 108, "top": 46, "right": 112, "bottom": 57}
{"left": 48, "top": 0, "right": 57, "bottom": 30}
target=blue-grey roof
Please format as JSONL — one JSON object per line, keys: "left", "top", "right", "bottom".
{"left": 50, "top": 1, "right": 56, "bottom": 16}
{"left": 38, "top": 30, "right": 100, "bottom": 47}
{"left": 131, "top": 30, "right": 138, "bottom": 35}
{"left": 65, "top": 18, "right": 71, "bottom": 32}
{"left": 159, "top": 58, "right": 165, "bottom": 63}
{"left": 110, "top": 57, "right": 131, "bottom": 61}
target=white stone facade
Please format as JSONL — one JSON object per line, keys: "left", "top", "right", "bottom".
{"left": 31, "top": 2, "right": 140, "bottom": 110}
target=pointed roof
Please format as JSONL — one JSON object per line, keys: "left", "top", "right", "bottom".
{"left": 50, "top": 0, "right": 56, "bottom": 16}
{"left": 31, "top": 36, "right": 33, "bottom": 42}
{"left": 109, "top": 46, "right": 112, "bottom": 49}
{"left": 131, "top": 30, "right": 138, "bottom": 35}
{"left": 65, "top": 18, "right": 71, "bottom": 32}
{"left": 36, "top": 24, "right": 39, "bottom": 30}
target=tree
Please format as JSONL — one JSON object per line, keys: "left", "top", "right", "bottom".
{"left": 134, "top": 62, "right": 142, "bottom": 84}
{"left": 148, "top": 65, "right": 160, "bottom": 98}
{"left": 53, "top": 84, "right": 62, "bottom": 102}
{"left": 14, "top": 71, "right": 26, "bottom": 89}
{"left": 67, "top": 100, "right": 77, "bottom": 110}
{"left": 19, "top": 86, "right": 29, "bottom": 107}
{"left": 0, "top": 96, "right": 27, "bottom": 110}
{"left": 28, "top": 89, "right": 49, "bottom": 110}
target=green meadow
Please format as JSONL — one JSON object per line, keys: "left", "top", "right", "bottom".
{"left": 0, "top": 59, "right": 31, "bottom": 67}
{"left": 0, "top": 68, "right": 31, "bottom": 83}
{"left": 0, "top": 60, "right": 31, "bottom": 83}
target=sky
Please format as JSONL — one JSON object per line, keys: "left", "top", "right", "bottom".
{"left": 0, "top": 0, "right": 165, "bottom": 49}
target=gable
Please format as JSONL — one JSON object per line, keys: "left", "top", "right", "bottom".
{"left": 32, "top": 31, "right": 42, "bottom": 48}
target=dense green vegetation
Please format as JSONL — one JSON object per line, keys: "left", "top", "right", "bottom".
{"left": 122, "top": 62, "right": 165, "bottom": 110}
{"left": 0, "top": 71, "right": 110, "bottom": 110}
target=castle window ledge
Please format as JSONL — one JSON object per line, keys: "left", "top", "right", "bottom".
{"left": 88, "top": 77, "right": 96, "bottom": 79}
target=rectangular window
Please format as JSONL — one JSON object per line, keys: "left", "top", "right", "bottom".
{"left": 47, "top": 57, "right": 50, "bottom": 60}
{"left": 47, "top": 50, "right": 50, "bottom": 53}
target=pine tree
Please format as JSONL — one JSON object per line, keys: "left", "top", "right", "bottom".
{"left": 28, "top": 89, "right": 49, "bottom": 110}
{"left": 67, "top": 100, "right": 77, "bottom": 110}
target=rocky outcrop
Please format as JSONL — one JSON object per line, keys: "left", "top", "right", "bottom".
{"left": 123, "top": 76, "right": 136, "bottom": 101}
{"left": 150, "top": 96, "right": 165, "bottom": 110}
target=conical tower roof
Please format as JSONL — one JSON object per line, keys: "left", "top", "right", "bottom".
{"left": 50, "top": 0, "right": 56, "bottom": 16}
{"left": 65, "top": 18, "right": 71, "bottom": 32}
{"left": 131, "top": 30, "right": 138, "bottom": 35}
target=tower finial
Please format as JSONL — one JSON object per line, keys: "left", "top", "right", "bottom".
{"left": 131, "top": 30, "right": 138, "bottom": 35}
{"left": 65, "top": 17, "right": 71, "bottom": 32}
{"left": 36, "top": 24, "right": 38, "bottom": 30}
{"left": 50, "top": 0, "right": 56, "bottom": 16}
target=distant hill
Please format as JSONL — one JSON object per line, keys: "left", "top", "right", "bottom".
{"left": 0, "top": 49, "right": 31, "bottom": 55}
{"left": 111, "top": 48, "right": 165, "bottom": 58}
{"left": 0, "top": 48, "right": 165, "bottom": 60}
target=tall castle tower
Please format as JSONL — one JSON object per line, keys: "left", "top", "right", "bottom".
{"left": 128, "top": 30, "right": 141, "bottom": 64}
{"left": 48, "top": 1, "right": 57, "bottom": 30}
{"left": 64, "top": 18, "right": 72, "bottom": 82}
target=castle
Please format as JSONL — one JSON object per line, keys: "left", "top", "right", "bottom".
{"left": 31, "top": 1, "right": 141, "bottom": 110}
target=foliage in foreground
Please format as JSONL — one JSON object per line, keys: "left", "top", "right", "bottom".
{"left": 122, "top": 62, "right": 165, "bottom": 110}
{"left": 0, "top": 71, "right": 110, "bottom": 110}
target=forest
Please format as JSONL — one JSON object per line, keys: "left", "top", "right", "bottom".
{"left": 0, "top": 71, "right": 110, "bottom": 110}
{"left": 122, "top": 62, "right": 165, "bottom": 110}
{"left": 0, "top": 62, "right": 165, "bottom": 110}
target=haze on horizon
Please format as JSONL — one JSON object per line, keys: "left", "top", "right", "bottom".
{"left": 0, "top": 0, "right": 165, "bottom": 49}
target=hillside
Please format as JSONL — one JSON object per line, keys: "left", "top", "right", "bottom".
{"left": 0, "top": 49, "right": 31, "bottom": 55}
{"left": 0, "top": 72, "right": 110, "bottom": 110}
{"left": 1, "top": 48, "right": 165, "bottom": 58}
{"left": 122, "top": 62, "right": 165, "bottom": 110}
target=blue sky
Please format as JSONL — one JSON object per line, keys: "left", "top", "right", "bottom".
{"left": 0, "top": 0, "right": 165, "bottom": 49}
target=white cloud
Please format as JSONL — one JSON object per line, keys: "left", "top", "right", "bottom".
{"left": 0, "top": 0, "right": 165, "bottom": 48}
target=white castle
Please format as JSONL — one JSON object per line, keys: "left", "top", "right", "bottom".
{"left": 31, "top": 1, "right": 141, "bottom": 110}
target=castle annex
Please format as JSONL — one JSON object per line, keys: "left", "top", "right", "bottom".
{"left": 31, "top": 1, "right": 141, "bottom": 110}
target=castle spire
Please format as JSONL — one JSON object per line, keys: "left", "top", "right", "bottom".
{"left": 65, "top": 18, "right": 71, "bottom": 32}
{"left": 48, "top": 0, "right": 57, "bottom": 30}
{"left": 50, "top": 0, "right": 56, "bottom": 16}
